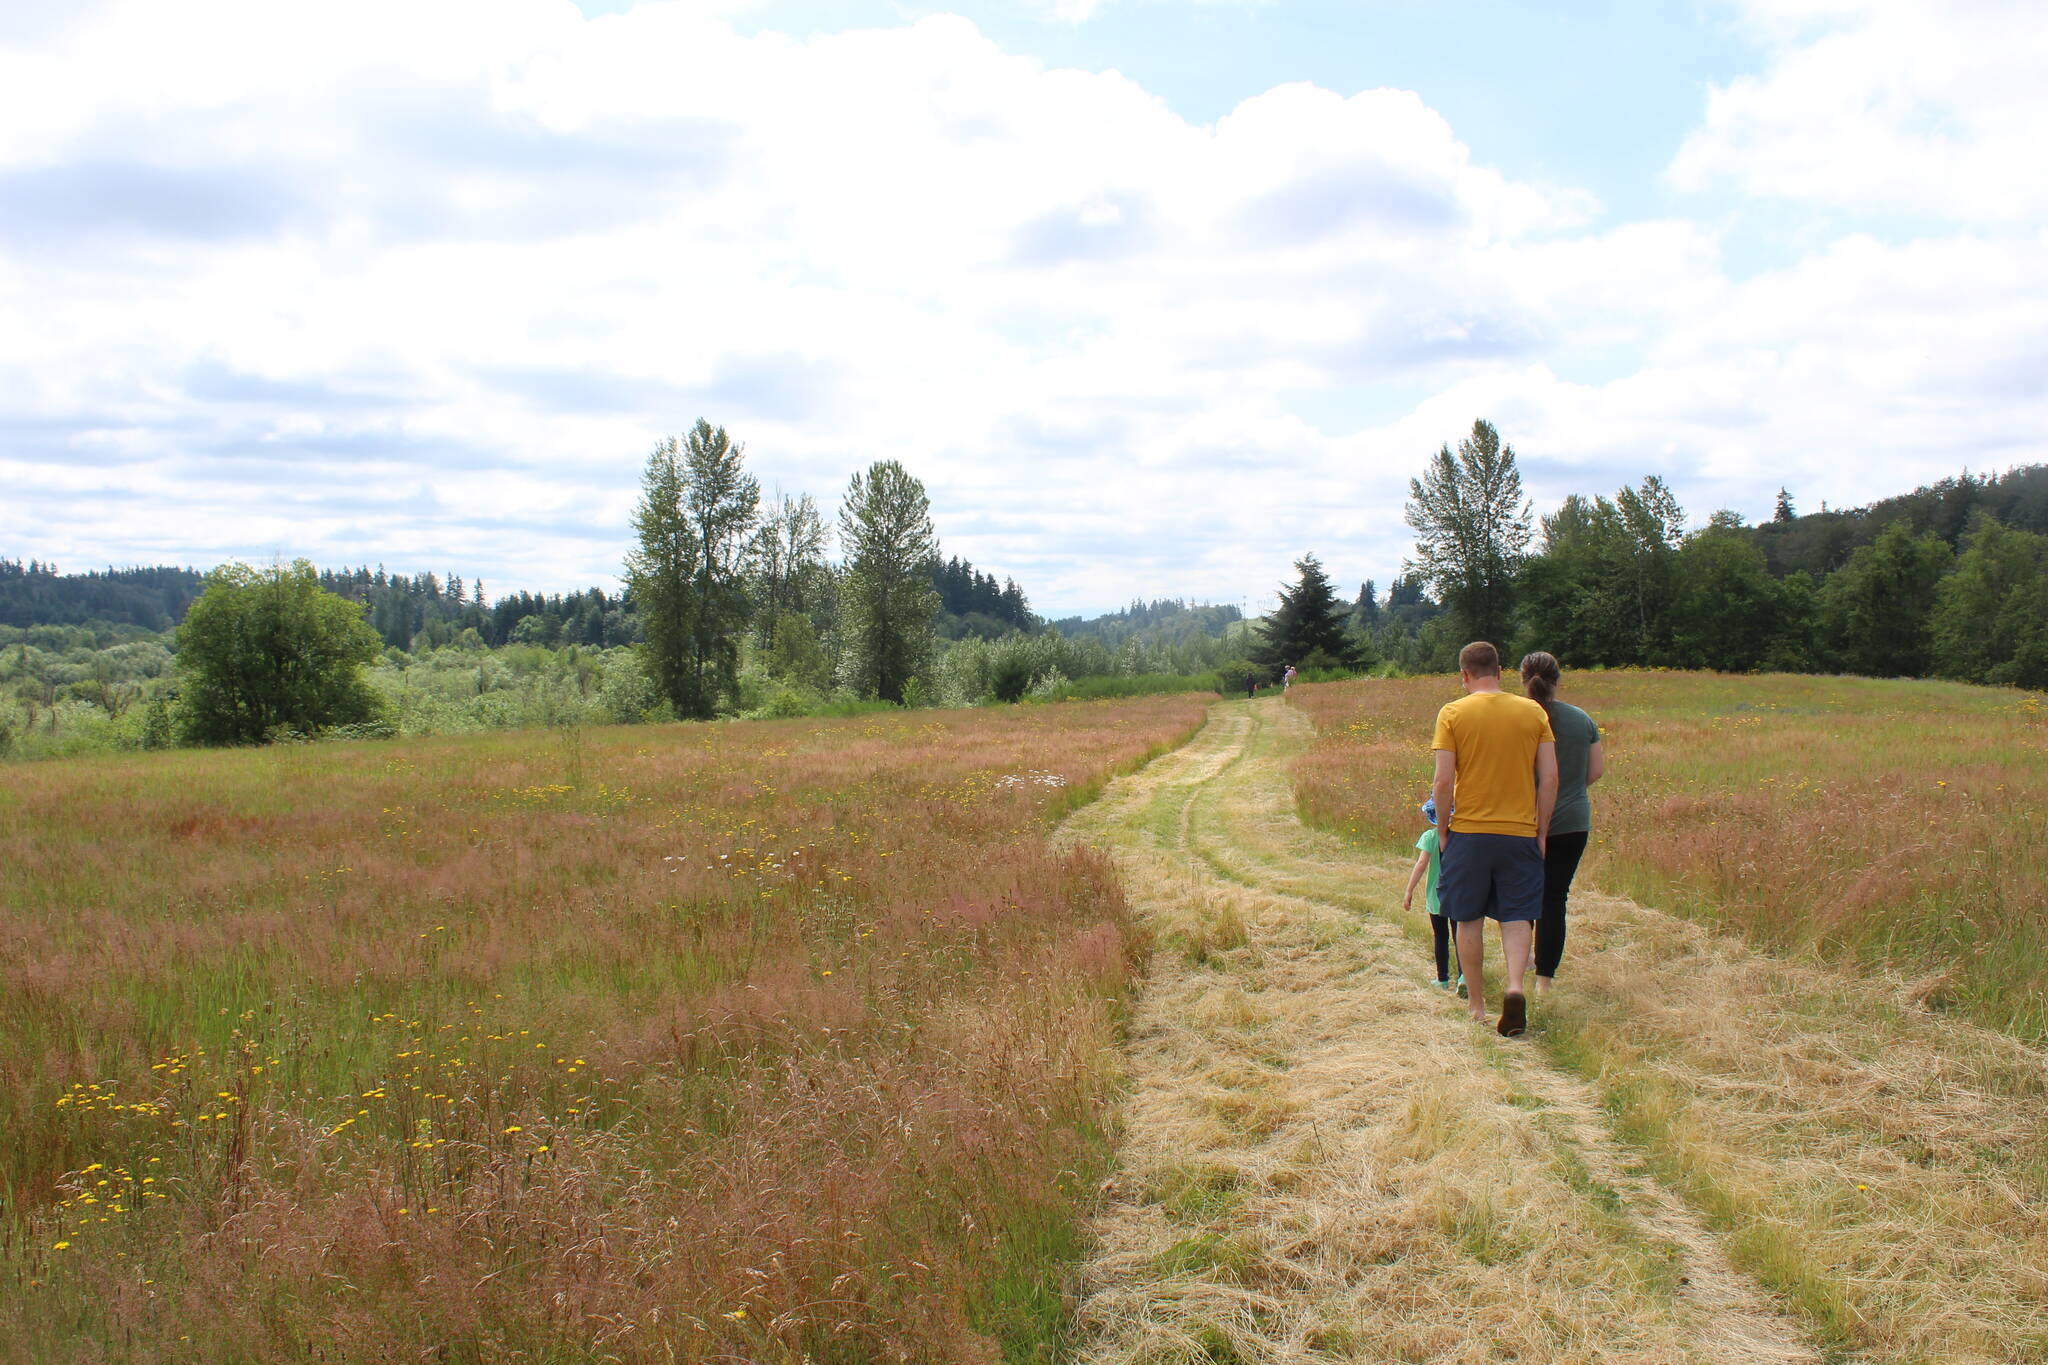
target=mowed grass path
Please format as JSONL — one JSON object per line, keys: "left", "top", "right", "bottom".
{"left": 1060, "top": 700, "right": 1822, "bottom": 1365}
{"left": 0, "top": 696, "right": 1206, "bottom": 1363}
{"left": 1284, "top": 674, "right": 2048, "bottom": 1361}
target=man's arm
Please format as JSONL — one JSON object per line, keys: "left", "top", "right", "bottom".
{"left": 1431, "top": 748, "right": 1456, "bottom": 848}
{"left": 1534, "top": 740, "right": 1558, "bottom": 855}
{"left": 1586, "top": 740, "right": 1605, "bottom": 786}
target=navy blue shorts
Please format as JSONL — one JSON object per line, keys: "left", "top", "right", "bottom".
{"left": 1438, "top": 831, "right": 1543, "bottom": 923}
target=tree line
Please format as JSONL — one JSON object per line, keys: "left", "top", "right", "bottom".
{"left": 3, "top": 538, "right": 1033, "bottom": 660}
{"left": 13, "top": 417, "right": 2044, "bottom": 754}
{"left": 1392, "top": 421, "right": 2048, "bottom": 687}
{"left": 0, "top": 558, "right": 622, "bottom": 650}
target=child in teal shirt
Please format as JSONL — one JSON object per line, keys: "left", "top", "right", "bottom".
{"left": 1402, "top": 796, "right": 1461, "bottom": 992}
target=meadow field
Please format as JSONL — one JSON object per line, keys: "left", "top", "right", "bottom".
{"left": 1286, "top": 672, "right": 2048, "bottom": 1360}
{"left": 0, "top": 695, "right": 1207, "bottom": 1364}
{"left": 1290, "top": 670, "right": 2048, "bottom": 1040}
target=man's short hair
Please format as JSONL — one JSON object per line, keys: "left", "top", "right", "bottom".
{"left": 1458, "top": 641, "right": 1501, "bottom": 676}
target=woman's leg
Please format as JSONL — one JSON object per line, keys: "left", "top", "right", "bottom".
{"left": 1534, "top": 831, "right": 1590, "bottom": 987}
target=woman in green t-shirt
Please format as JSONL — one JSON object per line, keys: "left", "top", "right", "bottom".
{"left": 1519, "top": 652, "right": 1603, "bottom": 994}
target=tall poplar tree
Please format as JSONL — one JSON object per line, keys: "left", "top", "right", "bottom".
{"left": 625, "top": 420, "right": 759, "bottom": 719}
{"left": 1403, "top": 419, "right": 1532, "bottom": 646}
{"left": 837, "top": 460, "right": 939, "bottom": 703}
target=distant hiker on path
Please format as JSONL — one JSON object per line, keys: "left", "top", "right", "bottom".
{"left": 1519, "top": 651, "right": 1603, "bottom": 997}
{"left": 1282, "top": 664, "right": 1298, "bottom": 692}
{"left": 1431, "top": 641, "right": 1557, "bottom": 1037}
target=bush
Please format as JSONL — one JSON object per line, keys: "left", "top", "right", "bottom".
{"left": 138, "top": 697, "right": 176, "bottom": 750}
{"left": 753, "top": 686, "right": 814, "bottom": 719}
{"left": 1027, "top": 667, "right": 1069, "bottom": 701}
{"left": 990, "top": 652, "right": 1033, "bottom": 703}
{"left": 597, "top": 652, "right": 664, "bottom": 724}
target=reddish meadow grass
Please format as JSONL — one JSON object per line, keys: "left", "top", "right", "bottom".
{"left": 0, "top": 697, "right": 1206, "bottom": 1363}
{"left": 1289, "top": 671, "right": 2048, "bottom": 1039}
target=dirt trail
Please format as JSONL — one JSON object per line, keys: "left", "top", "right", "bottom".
{"left": 1057, "top": 698, "right": 1821, "bottom": 1365}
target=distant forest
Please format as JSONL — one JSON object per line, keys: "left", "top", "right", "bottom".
{"left": 1050, "top": 599, "right": 1243, "bottom": 647}
{"left": 0, "top": 553, "right": 1040, "bottom": 648}
{"left": 1747, "top": 466, "right": 2048, "bottom": 577}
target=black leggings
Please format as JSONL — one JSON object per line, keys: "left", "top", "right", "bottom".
{"left": 1534, "top": 830, "right": 1590, "bottom": 979}
{"left": 1429, "top": 913, "right": 1453, "bottom": 980}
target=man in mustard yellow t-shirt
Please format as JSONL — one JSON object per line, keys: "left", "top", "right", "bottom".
{"left": 1431, "top": 641, "right": 1557, "bottom": 1037}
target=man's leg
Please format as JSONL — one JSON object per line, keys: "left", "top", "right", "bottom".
{"left": 1500, "top": 919, "right": 1532, "bottom": 1000}
{"left": 1494, "top": 837, "right": 1545, "bottom": 1036}
{"left": 1438, "top": 832, "right": 1490, "bottom": 1020}
{"left": 1496, "top": 918, "right": 1532, "bottom": 1035}
{"left": 1455, "top": 918, "right": 1488, "bottom": 1022}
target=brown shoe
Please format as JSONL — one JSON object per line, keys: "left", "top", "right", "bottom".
{"left": 1497, "top": 991, "right": 1527, "bottom": 1037}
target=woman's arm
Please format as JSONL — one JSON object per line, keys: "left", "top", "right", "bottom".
{"left": 1586, "top": 740, "right": 1605, "bottom": 786}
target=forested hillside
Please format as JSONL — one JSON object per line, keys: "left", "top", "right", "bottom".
{"left": 0, "top": 553, "right": 1042, "bottom": 652}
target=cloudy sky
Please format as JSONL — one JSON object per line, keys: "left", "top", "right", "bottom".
{"left": 4, "top": 0, "right": 2044, "bottom": 616}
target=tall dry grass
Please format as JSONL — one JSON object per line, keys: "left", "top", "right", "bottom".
{"left": 0, "top": 696, "right": 1207, "bottom": 1363}
{"left": 1290, "top": 670, "right": 2048, "bottom": 1039}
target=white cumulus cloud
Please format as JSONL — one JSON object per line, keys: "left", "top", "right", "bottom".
{"left": 1670, "top": 0, "right": 2048, "bottom": 222}
{"left": 1, "top": 0, "right": 2043, "bottom": 613}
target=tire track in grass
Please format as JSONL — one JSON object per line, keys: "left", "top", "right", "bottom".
{"left": 1058, "top": 698, "right": 1819, "bottom": 1365}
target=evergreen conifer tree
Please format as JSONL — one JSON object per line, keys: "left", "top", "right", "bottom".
{"left": 1255, "top": 554, "right": 1362, "bottom": 671}
{"left": 1403, "top": 419, "right": 1532, "bottom": 646}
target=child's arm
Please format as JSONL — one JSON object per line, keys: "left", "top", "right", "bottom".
{"left": 1402, "top": 847, "right": 1429, "bottom": 910}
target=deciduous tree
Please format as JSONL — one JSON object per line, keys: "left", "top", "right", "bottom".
{"left": 1817, "top": 519, "right": 1952, "bottom": 677}
{"left": 1930, "top": 514, "right": 2048, "bottom": 686}
{"left": 749, "top": 490, "right": 830, "bottom": 646}
{"left": 625, "top": 420, "right": 759, "bottom": 719}
{"left": 1669, "top": 526, "right": 1812, "bottom": 672}
{"left": 176, "top": 560, "right": 385, "bottom": 744}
